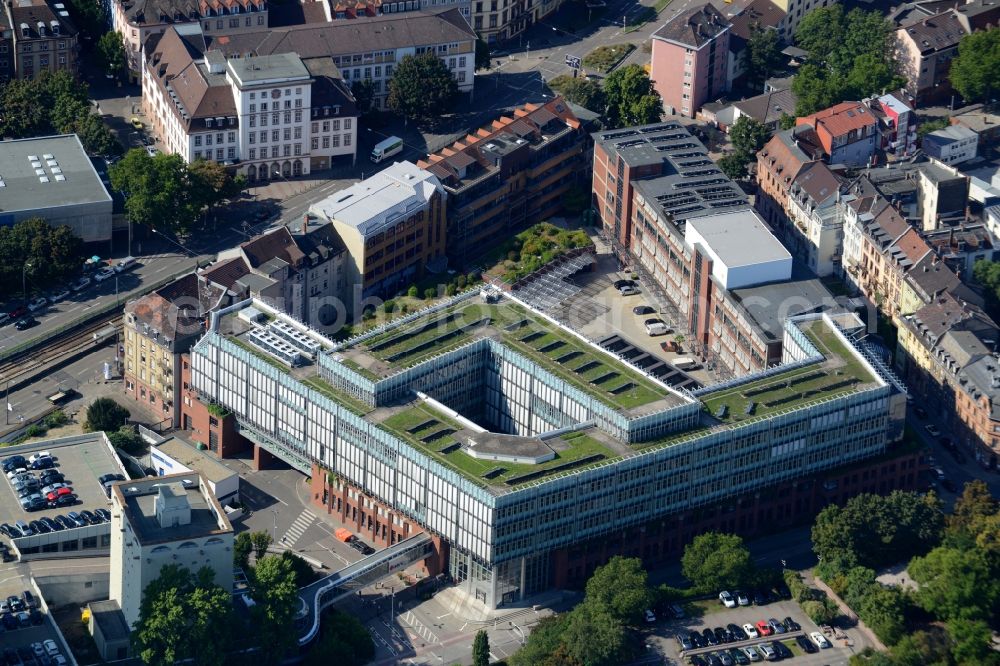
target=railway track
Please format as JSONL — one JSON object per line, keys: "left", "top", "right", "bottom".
{"left": 0, "top": 315, "right": 122, "bottom": 389}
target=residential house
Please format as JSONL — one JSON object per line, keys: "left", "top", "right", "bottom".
{"left": 895, "top": 10, "right": 967, "bottom": 104}
{"left": 923, "top": 223, "right": 998, "bottom": 279}
{"left": 325, "top": 0, "right": 470, "bottom": 21}
{"left": 797, "top": 101, "right": 878, "bottom": 167}
{"left": 922, "top": 125, "right": 979, "bottom": 165}
{"left": 952, "top": 104, "right": 1000, "bottom": 148}
{"left": 123, "top": 274, "right": 226, "bottom": 428}
{"left": 650, "top": 4, "right": 731, "bottom": 118}
{"left": 865, "top": 91, "right": 918, "bottom": 159}
{"left": 725, "top": 0, "right": 784, "bottom": 91}
{"left": 754, "top": 124, "right": 822, "bottom": 236}
{"left": 918, "top": 161, "right": 969, "bottom": 231}
{"left": 419, "top": 98, "right": 585, "bottom": 266}
{"left": 729, "top": 88, "right": 797, "bottom": 132}
{"left": 308, "top": 161, "right": 447, "bottom": 313}
{"left": 5, "top": 0, "right": 78, "bottom": 80}
{"left": 784, "top": 161, "right": 845, "bottom": 277}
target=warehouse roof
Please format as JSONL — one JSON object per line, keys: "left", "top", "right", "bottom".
{"left": 0, "top": 134, "right": 112, "bottom": 213}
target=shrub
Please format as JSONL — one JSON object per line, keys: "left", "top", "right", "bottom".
{"left": 423, "top": 287, "right": 436, "bottom": 300}
{"left": 43, "top": 410, "right": 69, "bottom": 429}
{"left": 382, "top": 299, "right": 396, "bottom": 313}
{"left": 445, "top": 284, "right": 457, "bottom": 296}
{"left": 84, "top": 397, "right": 130, "bottom": 433}
{"left": 25, "top": 424, "right": 46, "bottom": 438}
{"left": 407, "top": 285, "right": 419, "bottom": 298}
{"left": 801, "top": 598, "right": 839, "bottom": 624}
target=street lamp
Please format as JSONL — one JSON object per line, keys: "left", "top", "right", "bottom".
{"left": 271, "top": 509, "right": 279, "bottom": 542}
{"left": 21, "top": 261, "right": 32, "bottom": 303}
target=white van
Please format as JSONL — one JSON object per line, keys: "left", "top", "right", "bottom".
{"left": 115, "top": 256, "right": 138, "bottom": 273}
{"left": 371, "top": 136, "right": 404, "bottom": 163}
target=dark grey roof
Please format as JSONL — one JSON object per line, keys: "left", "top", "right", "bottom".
{"left": 122, "top": 0, "right": 265, "bottom": 26}
{"left": 0, "top": 134, "right": 112, "bottom": 212}
{"left": 652, "top": 3, "right": 730, "bottom": 48}
{"left": 731, "top": 275, "right": 837, "bottom": 341}
{"left": 89, "top": 600, "right": 131, "bottom": 642}
{"left": 733, "top": 88, "right": 797, "bottom": 126}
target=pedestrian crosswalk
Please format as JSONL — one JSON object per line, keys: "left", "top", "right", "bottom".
{"left": 280, "top": 509, "right": 316, "bottom": 546}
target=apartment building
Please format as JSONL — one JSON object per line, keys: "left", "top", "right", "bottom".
{"left": 418, "top": 98, "right": 585, "bottom": 265}
{"left": 895, "top": 10, "right": 967, "bottom": 105}
{"left": 325, "top": 0, "right": 469, "bottom": 21}
{"left": 725, "top": 0, "right": 784, "bottom": 91}
{"left": 918, "top": 161, "right": 969, "bottom": 231}
{"left": 769, "top": 0, "right": 826, "bottom": 37}
{"left": 471, "top": 0, "right": 562, "bottom": 44}
{"left": 755, "top": 124, "right": 822, "bottom": 233}
{"left": 308, "top": 161, "right": 447, "bottom": 312}
{"left": 123, "top": 274, "right": 226, "bottom": 428}
{"left": 204, "top": 9, "right": 476, "bottom": 111}
{"left": 4, "top": 0, "right": 78, "bottom": 80}
{"left": 650, "top": 4, "right": 731, "bottom": 118}
{"left": 112, "top": 0, "right": 267, "bottom": 76}
{"left": 798, "top": 102, "right": 878, "bottom": 167}
{"left": 922, "top": 125, "right": 979, "bottom": 166}
{"left": 142, "top": 32, "right": 358, "bottom": 178}
{"left": 924, "top": 223, "right": 998, "bottom": 278}
{"left": 784, "top": 162, "right": 846, "bottom": 277}
{"left": 865, "top": 91, "right": 917, "bottom": 159}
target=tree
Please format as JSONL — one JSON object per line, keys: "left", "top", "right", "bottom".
{"left": 918, "top": 117, "right": 950, "bottom": 139}
{"left": 85, "top": 397, "right": 130, "bottom": 433}
{"left": 387, "top": 52, "right": 459, "bottom": 122}
{"left": 305, "top": 609, "right": 375, "bottom": 666}
{"left": 792, "top": 6, "right": 904, "bottom": 115}
{"left": 0, "top": 217, "right": 86, "bottom": 293}
{"left": 603, "top": 64, "right": 662, "bottom": 129}
{"left": 188, "top": 159, "right": 243, "bottom": 212}
{"left": 250, "top": 555, "right": 301, "bottom": 664}
{"left": 949, "top": 28, "right": 1000, "bottom": 104}
{"left": 560, "top": 602, "right": 629, "bottom": 666}
{"left": 948, "top": 479, "right": 998, "bottom": 538}
{"left": 509, "top": 614, "right": 571, "bottom": 666}
{"left": 97, "top": 31, "right": 127, "bottom": 79}
{"left": 250, "top": 530, "right": 273, "bottom": 561}
{"left": 747, "top": 28, "right": 782, "bottom": 90}
{"left": 108, "top": 425, "right": 143, "bottom": 454}
{"left": 811, "top": 490, "right": 944, "bottom": 571}
{"left": 779, "top": 112, "right": 797, "bottom": 130}
{"left": 234, "top": 531, "right": 253, "bottom": 571}
{"left": 350, "top": 79, "right": 377, "bottom": 115}
{"left": 908, "top": 546, "right": 1000, "bottom": 622}
{"left": 681, "top": 532, "right": 754, "bottom": 593}
{"left": 974, "top": 258, "right": 1000, "bottom": 319}
{"left": 475, "top": 39, "right": 491, "bottom": 70}
{"left": 281, "top": 550, "right": 319, "bottom": 586}
{"left": 110, "top": 149, "right": 202, "bottom": 234}
{"left": 583, "top": 556, "right": 652, "bottom": 625}
{"left": 718, "top": 152, "right": 750, "bottom": 180}
{"left": 850, "top": 648, "right": 898, "bottom": 666}
{"left": 947, "top": 618, "right": 1000, "bottom": 666}
{"left": 473, "top": 629, "right": 490, "bottom": 666}
{"left": 855, "top": 585, "right": 908, "bottom": 645}
{"left": 730, "top": 116, "right": 770, "bottom": 156}
{"left": 891, "top": 628, "right": 954, "bottom": 666}
{"left": 132, "top": 565, "right": 235, "bottom": 666}
{"left": 547, "top": 74, "right": 606, "bottom": 113}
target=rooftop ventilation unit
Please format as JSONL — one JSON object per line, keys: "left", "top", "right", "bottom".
{"left": 267, "top": 320, "right": 322, "bottom": 358}
{"left": 246, "top": 328, "right": 302, "bottom": 367}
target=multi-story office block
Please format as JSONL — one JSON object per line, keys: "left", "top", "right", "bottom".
{"left": 650, "top": 4, "right": 730, "bottom": 118}
{"left": 4, "top": 0, "right": 78, "bottom": 80}
{"left": 309, "top": 161, "right": 447, "bottom": 312}
{"left": 190, "top": 290, "right": 906, "bottom": 610}
{"left": 418, "top": 98, "right": 586, "bottom": 266}
{"left": 110, "top": 472, "right": 234, "bottom": 628}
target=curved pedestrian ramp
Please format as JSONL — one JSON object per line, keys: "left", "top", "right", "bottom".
{"left": 296, "top": 533, "right": 435, "bottom": 646}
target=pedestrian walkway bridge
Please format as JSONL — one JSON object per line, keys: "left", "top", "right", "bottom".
{"left": 296, "top": 533, "right": 435, "bottom": 645}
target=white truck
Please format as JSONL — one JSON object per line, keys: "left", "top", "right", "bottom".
{"left": 370, "top": 136, "right": 404, "bottom": 163}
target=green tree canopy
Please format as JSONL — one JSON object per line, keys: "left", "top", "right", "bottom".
{"left": 234, "top": 531, "right": 253, "bottom": 570}
{"left": 561, "top": 602, "right": 628, "bottom": 666}
{"left": 132, "top": 565, "right": 235, "bottom": 666}
{"left": 97, "top": 32, "right": 128, "bottom": 80}
{"left": 250, "top": 554, "right": 301, "bottom": 665}
{"left": 85, "top": 397, "right": 130, "bottom": 433}
{"left": 681, "top": 532, "right": 754, "bottom": 593}
{"left": 0, "top": 217, "right": 85, "bottom": 294}
{"left": 584, "top": 556, "right": 652, "bottom": 625}
{"left": 473, "top": 629, "right": 490, "bottom": 666}
{"left": 720, "top": 116, "right": 771, "bottom": 180}
{"left": 811, "top": 490, "right": 943, "bottom": 571}
{"left": 909, "top": 546, "right": 1000, "bottom": 623}
{"left": 350, "top": 79, "right": 376, "bottom": 115}
{"left": 250, "top": 530, "right": 273, "bottom": 561}
{"left": 949, "top": 28, "right": 1000, "bottom": 104}
{"left": 475, "top": 39, "right": 491, "bottom": 70}
{"left": 747, "top": 28, "right": 783, "bottom": 90}
{"left": 603, "top": 64, "right": 662, "bottom": 128}
{"left": 947, "top": 618, "right": 1000, "bottom": 666}
{"left": 792, "top": 6, "right": 905, "bottom": 115}
{"left": 304, "top": 609, "right": 375, "bottom": 666}
{"left": 387, "top": 52, "right": 459, "bottom": 122}
{"left": 891, "top": 627, "right": 957, "bottom": 666}
{"left": 547, "top": 74, "right": 606, "bottom": 113}
{"left": 973, "top": 258, "right": 1000, "bottom": 320}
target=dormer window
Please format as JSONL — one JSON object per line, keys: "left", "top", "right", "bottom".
{"left": 206, "top": 118, "right": 213, "bottom": 127}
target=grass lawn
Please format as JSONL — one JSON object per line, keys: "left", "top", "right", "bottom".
{"left": 301, "top": 375, "right": 373, "bottom": 416}
{"left": 381, "top": 405, "right": 619, "bottom": 486}
{"left": 337, "top": 356, "right": 380, "bottom": 380}
{"left": 653, "top": 0, "right": 673, "bottom": 11}
{"left": 582, "top": 43, "right": 635, "bottom": 73}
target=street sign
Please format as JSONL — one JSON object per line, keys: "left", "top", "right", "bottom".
{"left": 565, "top": 55, "right": 582, "bottom": 70}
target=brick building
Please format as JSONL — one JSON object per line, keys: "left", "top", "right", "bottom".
{"left": 797, "top": 102, "right": 878, "bottom": 167}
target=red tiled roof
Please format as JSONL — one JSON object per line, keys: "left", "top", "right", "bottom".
{"left": 799, "top": 102, "right": 876, "bottom": 140}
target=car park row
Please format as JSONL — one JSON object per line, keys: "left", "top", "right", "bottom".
{"left": 0, "top": 588, "right": 69, "bottom": 665}
{"left": 3, "top": 453, "right": 79, "bottom": 513}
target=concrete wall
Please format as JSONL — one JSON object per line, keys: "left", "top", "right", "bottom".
{"left": 35, "top": 571, "right": 111, "bottom": 608}
{"left": 4, "top": 198, "right": 113, "bottom": 243}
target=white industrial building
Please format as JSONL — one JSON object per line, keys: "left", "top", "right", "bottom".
{"left": 150, "top": 436, "right": 240, "bottom": 504}
{"left": 109, "top": 472, "right": 234, "bottom": 628}
{"left": 684, "top": 209, "right": 793, "bottom": 289}
{"left": 0, "top": 134, "right": 113, "bottom": 243}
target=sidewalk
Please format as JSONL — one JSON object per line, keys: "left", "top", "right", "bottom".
{"left": 808, "top": 570, "right": 885, "bottom": 653}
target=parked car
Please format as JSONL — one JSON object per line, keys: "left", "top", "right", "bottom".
{"left": 925, "top": 424, "right": 941, "bottom": 437}
{"left": 613, "top": 279, "right": 635, "bottom": 289}
{"left": 70, "top": 276, "right": 92, "bottom": 291}
{"left": 735, "top": 590, "right": 750, "bottom": 606}
{"left": 716, "top": 650, "right": 734, "bottom": 666}
{"left": 25, "top": 496, "right": 48, "bottom": 512}
{"left": 8, "top": 594, "right": 24, "bottom": 612}
{"left": 783, "top": 616, "right": 800, "bottom": 632}
{"left": 676, "top": 633, "right": 694, "bottom": 650}
{"left": 702, "top": 627, "right": 718, "bottom": 645}
{"left": 40, "top": 471, "right": 65, "bottom": 485}
{"left": 94, "top": 267, "right": 116, "bottom": 283}
{"left": 41, "top": 482, "right": 69, "bottom": 495}
{"left": 94, "top": 508, "right": 111, "bottom": 522}
{"left": 726, "top": 623, "right": 747, "bottom": 641}
{"left": 643, "top": 609, "right": 656, "bottom": 623}
{"left": 2, "top": 454, "right": 27, "bottom": 472}
{"left": 0, "top": 312, "right": 9, "bottom": 327}
{"left": 752, "top": 589, "right": 768, "bottom": 605}
{"left": 755, "top": 620, "right": 773, "bottom": 636}
{"left": 30, "top": 608, "right": 43, "bottom": 625}
{"left": 79, "top": 510, "right": 98, "bottom": 524}
{"left": 668, "top": 603, "right": 686, "bottom": 619}
{"left": 48, "top": 287, "right": 70, "bottom": 302}
{"left": 729, "top": 648, "right": 751, "bottom": 665}
{"left": 618, "top": 285, "right": 640, "bottom": 296}
{"left": 54, "top": 515, "right": 74, "bottom": 530}
{"left": 27, "top": 297, "right": 47, "bottom": 312}
{"left": 41, "top": 516, "right": 62, "bottom": 532}
{"left": 644, "top": 318, "right": 670, "bottom": 336}
{"left": 810, "top": 631, "right": 831, "bottom": 648}
{"left": 743, "top": 622, "right": 759, "bottom": 639}
{"left": 713, "top": 627, "right": 728, "bottom": 644}
{"left": 15, "top": 316, "right": 39, "bottom": 330}
{"left": 741, "top": 646, "right": 762, "bottom": 662}
{"left": 795, "top": 635, "right": 818, "bottom": 653}
{"left": 0, "top": 523, "right": 16, "bottom": 538}
{"left": 756, "top": 643, "right": 777, "bottom": 662}
{"left": 771, "top": 640, "right": 793, "bottom": 659}
{"left": 98, "top": 473, "right": 125, "bottom": 485}
{"left": 30, "top": 456, "right": 54, "bottom": 470}
{"left": 8, "top": 305, "right": 28, "bottom": 320}
{"left": 52, "top": 493, "right": 78, "bottom": 507}
{"left": 130, "top": 117, "right": 144, "bottom": 130}
{"left": 768, "top": 618, "right": 787, "bottom": 634}
{"left": 43, "top": 640, "right": 59, "bottom": 656}
{"left": 29, "top": 520, "right": 49, "bottom": 534}
{"left": 719, "top": 590, "right": 736, "bottom": 608}
{"left": 632, "top": 305, "right": 655, "bottom": 315}
{"left": 115, "top": 256, "right": 138, "bottom": 273}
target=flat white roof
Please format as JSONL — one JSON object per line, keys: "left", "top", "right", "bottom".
{"left": 309, "top": 161, "right": 443, "bottom": 238}
{"left": 685, "top": 208, "right": 792, "bottom": 289}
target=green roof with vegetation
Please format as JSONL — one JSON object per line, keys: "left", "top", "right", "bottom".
{"left": 379, "top": 403, "right": 620, "bottom": 488}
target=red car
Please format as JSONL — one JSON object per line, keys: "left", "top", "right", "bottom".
{"left": 756, "top": 620, "right": 773, "bottom": 637}
{"left": 7, "top": 306, "right": 27, "bottom": 320}
{"left": 45, "top": 488, "right": 72, "bottom": 502}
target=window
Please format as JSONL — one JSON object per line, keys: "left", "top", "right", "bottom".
{"left": 272, "top": 112, "right": 279, "bottom": 124}
{"left": 205, "top": 135, "right": 213, "bottom": 146}
{"left": 293, "top": 126, "right": 301, "bottom": 139}
{"left": 284, "top": 110, "right": 291, "bottom": 123}
{"left": 228, "top": 131, "right": 236, "bottom": 142}
{"left": 294, "top": 98, "right": 302, "bottom": 108}
{"left": 257, "top": 15, "right": 264, "bottom": 24}
{"left": 216, "top": 132, "right": 223, "bottom": 144}
{"left": 249, "top": 147, "right": 256, "bottom": 159}
{"left": 272, "top": 129, "right": 279, "bottom": 142}
{"left": 250, "top": 103, "right": 256, "bottom": 112}
{"left": 248, "top": 133, "right": 255, "bottom": 144}
{"left": 294, "top": 143, "right": 301, "bottom": 156}
{"left": 216, "top": 148, "right": 224, "bottom": 160}
{"left": 344, "top": 133, "right": 351, "bottom": 146}
{"left": 322, "top": 136, "right": 330, "bottom": 149}
{"left": 261, "top": 102, "right": 267, "bottom": 111}
{"left": 311, "top": 137, "right": 319, "bottom": 150}
{"left": 249, "top": 116, "right": 256, "bottom": 127}
{"left": 458, "top": 71, "right": 466, "bottom": 83}
{"left": 228, "top": 147, "right": 236, "bottom": 159}
{"left": 193, "top": 150, "right": 201, "bottom": 159}
{"left": 295, "top": 87, "right": 301, "bottom": 94}
{"left": 216, "top": 19, "right": 223, "bottom": 28}
{"left": 229, "top": 17, "right": 239, "bottom": 26}
{"left": 459, "top": 56, "right": 466, "bottom": 67}
{"left": 194, "top": 135, "right": 202, "bottom": 146}
{"left": 271, "top": 146, "right": 279, "bottom": 158}
{"left": 294, "top": 110, "right": 301, "bottom": 122}
{"left": 260, "top": 130, "right": 267, "bottom": 142}
{"left": 344, "top": 118, "right": 352, "bottom": 130}
{"left": 322, "top": 120, "right": 330, "bottom": 132}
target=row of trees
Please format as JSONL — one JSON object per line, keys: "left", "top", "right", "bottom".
{"left": 547, "top": 64, "right": 662, "bottom": 129}
{"left": 718, "top": 116, "right": 771, "bottom": 181}
{"left": 791, "top": 6, "right": 905, "bottom": 116}
{"left": 0, "top": 71, "right": 122, "bottom": 157}
{"left": 812, "top": 484, "right": 1000, "bottom": 666}
{"left": 949, "top": 28, "right": 1000, "bottom": 105}
{"left": 109, "top": 149, "right": 245, "bottom": 235}
{"left": 0, "top": 218, "right": 85, "bottom": 297}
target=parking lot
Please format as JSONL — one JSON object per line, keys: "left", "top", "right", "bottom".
{"left": 0, "top": 567, "right": 73, "bottom": 665}
{"left": 650, "top": 597, "right": 855, "bottom": 666}
{"left": 1, "top": 435, "right": 127, "bottom": 557}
